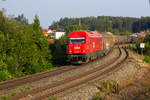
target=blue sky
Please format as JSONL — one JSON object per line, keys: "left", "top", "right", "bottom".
{"left": 0, "top": 0, "right": 150, "bottom": 28}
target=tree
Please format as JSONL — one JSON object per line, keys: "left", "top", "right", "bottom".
{"left": 65, "top": 25, "right": 88, "bottom": 36}
{"left": 0, "top": 10, "right": 53, "bottom": 81}
{"left": 14, "top": 14, "right": 28, "bottom": 25}
{"left": 49, "top": 16, "right": 150, "bottom": 35}
{"left": 50, "top": 35, "right": 67, "bottom": 66}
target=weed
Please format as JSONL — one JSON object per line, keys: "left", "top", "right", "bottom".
{"left": 25, "top": 87, "right": 31, "bottom": 91}
{"left": 130, "top": 44, "right": 137, "bottom": 51}
{"left": 1, "top": 95, "right": 10, "bottom": 100}
{"left": 92, "top": 92, "right": 104, "bottom": 100}
{"left": 11, "top": 92, "right": 17, "bottom": 96}
{"left": 49, "top": 96, "right": 58, "bottom": 100}
{"left": 93, "top": 96, "right": 104, "bottom": 100}
{"left": 144, "top": 56, "right": 150, "bottom": 64}
{"left": 12, "top": 86, "right": 17, "bottom": 89}
{"left": 19, "top": 88, "right": 25, "bottom": 92}
{"left": 94, "top": 80, "right": 119, "bottom": 94}
{"left": 93, "top": 80, "right": 120, "bottom": 100}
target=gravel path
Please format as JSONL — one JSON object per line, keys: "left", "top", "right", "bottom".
{"left": 0, "top": 48, "right": 119, "bottom": 99}
{"left": 60, "top": 50, "right": 150, "bottom": 100}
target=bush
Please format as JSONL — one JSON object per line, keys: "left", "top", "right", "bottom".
{"left": 0, "top": 70, "right": 12, "bottom": 82}
{"left": 93, "top": 80, "right": 119, "bottom": 100}
{"left": 144, "top": 56, "right": 150, "bottom": 64}
{"left": 1, "top": 95, "right": 10, "bottom": 100}
{"left": 48, "top": 96, "right": 58, "bottom": 100}
{"left": 94, "top": 80, "right": 119, "bottom": 94}
{"left": 130, "top": 44, "right": 137, "bottom": 51}
{"left": 50, "top": 35, "right": 67, "bottom": 66}
{"left": 0, "top": 60, "right": 13, "bottom": 81}
{"left": 92, "top": 93, "right": 104, "bottom": 100}
{"left": 0, "top": 11, "right": 53, "bottom": 81}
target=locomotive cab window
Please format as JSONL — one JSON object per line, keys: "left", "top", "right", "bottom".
{"left": 69, "top": 37, "right": 85, "bottom": 44}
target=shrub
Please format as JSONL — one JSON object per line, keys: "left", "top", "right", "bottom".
{"left": 92, "top": 92, "right": 104, "bottom": 100}
{"left": 130, "top": 44, "right": 137, "bottom": 51}
{"left": 1, "top": 95, "right": 10, "bottom": 100}
{"left": 0, "top": 70, "right": 12, "bottom": 82}
{"left": 0, "top": 60, "right": 12, "bottom": 81}
{"left": 0, "top": 11, "right": 53, "bottom": 81}
{"left": 48, "top": 96, "right": 58, "bottom": 100}
{"left": 93, "top": 80, "right": 120, "bottom": 100}
{"left": 144, "top": 56, "right": 150, "bottom": 64}
{"left": 94, "top": 80, "right": 119, "bottom": 94}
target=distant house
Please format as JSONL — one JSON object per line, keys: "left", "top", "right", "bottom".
{"left": 43, "top": 29, "right": 66, "bottom": 42}
{"left": 47, "top": 38, "right": 55, "bottom": 44}
{"left": 43, "top": 29, "right": 50, "bottom": 37}
{"left": 136, "top": 33, "right": 147, "bottom": 38}
{"left": 47, "top": 29, "right": 56, "bottom": 34}
{"left": 54, "top": 32, "right": 65, "bottom": 39}
{"left": 42, "top": 29, "right": 56, "bottom": 44}
{"left": 43, "top": 29, "right": 56, "bottom": 37}
{"left": 130, "top": 33, "right": 138, "bottom": 37}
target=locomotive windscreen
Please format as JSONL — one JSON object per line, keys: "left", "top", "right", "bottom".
{"left": 69, "top": 37, "right": 85, "bottom": 44}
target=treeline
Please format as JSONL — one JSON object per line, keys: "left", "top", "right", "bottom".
{"left": 0, "top": 11, "right": 53, "bottom": 81}
{"left": 49, "top": 16, "right": 150, "bottom": 35}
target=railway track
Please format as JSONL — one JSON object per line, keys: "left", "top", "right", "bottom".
{"left": 0, "top": 65, "right": 75, "bottom": 90}
{"left": 8, "top": 47, "right": 128, "bottom": 100}
{"left": 0, "top": 46, "right": 115, "bottom": 91}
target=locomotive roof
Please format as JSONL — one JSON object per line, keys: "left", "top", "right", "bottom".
{"left": 69, "top": 31, "right": 102, "bottom": 38}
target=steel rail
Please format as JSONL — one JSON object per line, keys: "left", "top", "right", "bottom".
{"left": 0, "top": 65, "right": 77, "bottom": 90}
{"left": 8, "top": 47, "right": 128, "bottom": 100}
{"left": 0, "top": 47, "right": 114, "bottom": 90}
{"left": 35, "top": 48, "right": 128, "bottom": 100}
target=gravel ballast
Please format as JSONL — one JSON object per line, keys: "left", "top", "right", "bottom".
{"left": 60, "top": 50, "right": 150, "bottom": 100}
{"left": 0, "top": 48, "right": 119, "bottom": 98}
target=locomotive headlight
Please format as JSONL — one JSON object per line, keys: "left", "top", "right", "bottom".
{"left": 82, "top": 50, "right": 86, "bottom": 52}
{"left": 69, "top": 51, "right": 72, "bottom": 53}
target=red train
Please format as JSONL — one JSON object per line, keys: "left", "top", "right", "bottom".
{"left": 66, "top": 31, "right": 115, "bottom": 64}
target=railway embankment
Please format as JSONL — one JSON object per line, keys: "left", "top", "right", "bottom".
{"left": 1, "top": 48, "right": 149, "bottom": 100}
{"left": 61, "top": 50, "right": 150, "bottom": 100}
{"left": 0, "top": 48, "right": 119, "bottom": 100}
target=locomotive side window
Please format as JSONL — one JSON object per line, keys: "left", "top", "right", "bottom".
{"left": 69, "top": 37, "right": 85, "bottom": 44}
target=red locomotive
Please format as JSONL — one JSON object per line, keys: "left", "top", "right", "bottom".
{"left": 67, "top": 31, "right": 115, "bottom": 64}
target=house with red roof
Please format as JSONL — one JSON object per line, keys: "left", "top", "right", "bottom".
{"left": 136, "top": 33, "right": 147, "bottom": 38}
{"left": 42, "top": 29, "right": 55, "bottom": 44}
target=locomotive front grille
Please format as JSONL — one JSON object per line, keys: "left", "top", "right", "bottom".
{"left": 68, "top": 54, "right": 87, "bottom": 61}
